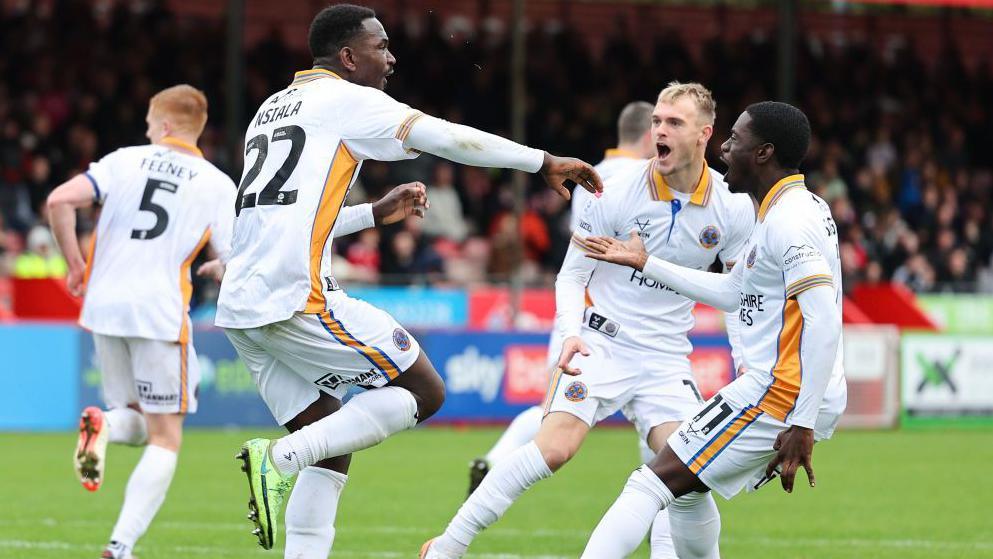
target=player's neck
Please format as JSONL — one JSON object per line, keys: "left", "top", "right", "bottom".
{"left": 664, "top": 158, "right": 705, "bottom": 194}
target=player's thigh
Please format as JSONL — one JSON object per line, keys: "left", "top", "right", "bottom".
{"left": 541, "top": 338, "right": 632, "bottom": 429}
{"left": 624, "top": 370, "right": 703, "bottom": 448}
{"left": 665, "top": 393, "right": 781, "bottom": 500}
{"left": 93, "top": 334, "right": 138, "bottom": 408}
{"left": 125, "top": 337, "right": 200, "bottom": 415}
{"left": 225, "top": 327, "right": 324, "bottom": 427}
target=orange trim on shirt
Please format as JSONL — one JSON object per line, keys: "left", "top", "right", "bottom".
{"left": 604, "top": 148, "right": 640, "bottom": 159}
{"left": 160, "top": 137, "right": 204, "bottom": 158}
{"left": 786, "top": 274, "right": 833, "bottom": 299}
{"left": 757, "top": 298, "right": 804, "bottom": 421}
{"left": 395, "top": 112, "right": 424, "bottom": 141}
{"left": 648, "top": 160, "right": 712, "bottom": 205}
{"left": 758, "top": 174, "right": 806, "bottom": 221}
{"left": 291, "top": 68, "right": 342, "bottom": 86}
{"left": 304, "top": 143, "right": 359, "bottom": 313}
{"left": 82, "top": 230, "right": 98, "bottom": 291}
{"left": 178, "top": 228, "right": 212, "bottom": 344}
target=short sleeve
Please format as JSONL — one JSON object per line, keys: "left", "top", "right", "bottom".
{"left": 718, "top": 195, "right": 755, "bottom": 272}
{"left": 85, "top": 149, "right": 127, "bottom": 203}
{"left": 768, "top": 216, "right": 833, "bottom": 299}
{"left": 338, "top": 86, "right": 423, "bottom": 162}
{"left": 210, "top": 176, "right": 238, "bottom": 262}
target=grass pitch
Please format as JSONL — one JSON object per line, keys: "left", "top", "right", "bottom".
{"left": 1, "top": 427, "right": 990, "bottom": 558}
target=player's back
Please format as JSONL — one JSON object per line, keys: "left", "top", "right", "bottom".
{"left": 217, "top": 69, "right": 422, "bottom": 329}
{"left": 82, "top": 142, "right": 235, "bottom": 343}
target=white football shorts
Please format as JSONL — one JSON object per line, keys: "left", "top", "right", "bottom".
{"left": 667, "top": 373, "right": 845, "bottom": 500}
{"left": 224, "top": 292, "right": 421, "bottom": 425}
{"left": 542, "top": 333, "right": 704, "bottom": 438}
{"left": 94, "top": 334, "right": 199, "bottom": 414}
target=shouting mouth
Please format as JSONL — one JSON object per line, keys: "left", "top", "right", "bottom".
{"left": 657, "top": 143, "right": 672, "bottom": 162}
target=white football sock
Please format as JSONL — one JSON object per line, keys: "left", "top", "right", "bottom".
{"left": 638, "top": 438, "right": 677, "bottom": 558}
{"left": 432, "top": 441, "right": 552, "bottom": 556}
{"left": 650, "top": 508, "right": 677, "bottom": 559}
{"left": 284, "top": 467, "right": 348, "bottom": 559}
{"left": 581, "top": 465, "right": 675, "bottom": 558}
{"left": 109, "top": 445, "right": 177, "bottom": 549}
{"left": 484, "top": 405, "right": 543, "bottom": 464}
{"left": 271, "top": 386, "right": 418, "bottom": 475}
{"left": 105, "top": 408, "right": 147, "bottom": 446}
{"left": 668, "top": 491, "right": 722, "bottom": 559}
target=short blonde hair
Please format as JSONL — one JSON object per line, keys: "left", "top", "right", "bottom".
{"left": 657, "top": 81, "right": 716, "bottom": 125}
{"left": 149, "top": 84, "right": 208, "bottom": 136}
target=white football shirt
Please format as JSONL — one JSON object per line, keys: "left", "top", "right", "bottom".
{"left": 81, "top": 139, "right": 236, "bottom": 343}
{"left": 560, "top": 160, "right": 755, "bottom": 359}
{"left": 569, "top": 149, "right": 647, "bottom": 232}
{"left": 721, "top": 175, "right": 846, "bottom": 427}
{"left": 215, "top": 69, "right": 423, "bottom": 328}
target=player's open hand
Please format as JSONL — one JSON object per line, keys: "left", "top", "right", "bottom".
{"left": 583, "top": 231, "right": 649, "bottom": 271}
{"left": 766, "top": 426, "right": 816, "bottom": 493}
{"left": 66, "top": 266, "right": 86, "bottom": 297}
{"left": 197, "top": 258, "right": 226, "bottom": 283}
{"left": 539, "top": 153, "right": 603, "bottom": 200}
{"left": 373, "top": 182, "right": 429, "bottom": 225}
{"left": 555, "top": 336, "right": 591, "bottom": 376}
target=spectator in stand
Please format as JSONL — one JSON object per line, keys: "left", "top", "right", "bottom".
{"left": 422, "top": 162, "right": 469, "bottom": 242}
{"left": 13, "top": 225, "right": 66, "bottom": 279}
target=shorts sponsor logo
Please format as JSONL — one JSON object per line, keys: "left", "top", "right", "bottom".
{"left": 393, "top": 328, "right": 411, "bottom": 351}
{"left": 564, "top": 381, "right": 588, "bottom": 402}
{"left": 699, "top": 225, "right": 720, "bottom": 249}
{"left": 678, "top": 430, "right": 690, "bottom": 444}
{"left": 746, "top": 245, "right": 757, "bottom": 268}
{"left": 136, "top": 380, "right": 178, "bottom": 404}
{"left": 315, "top": 369, "right": 381, "bottom": 391}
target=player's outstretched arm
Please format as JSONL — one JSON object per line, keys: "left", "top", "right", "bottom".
{"left": 403, "top": 115, "right": 602, "bottom": 199}
{"left": 47, "top": 174, "right": 98, "bottom": 296}
{"left": 583, "top": 232, "right": 741, "bottom": 312}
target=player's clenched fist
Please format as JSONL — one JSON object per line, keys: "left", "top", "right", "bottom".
{"left": 372, "top": 181, "right": 430, "bottom": 225}
{"left": 539, "top": 153, "right": 603, "bottom": 200}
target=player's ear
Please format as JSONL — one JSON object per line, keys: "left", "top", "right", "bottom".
{"left": 339, "top": 46, "right": 358, "bottom": 72}
{"left": 755, "top": 143, "right": 775, "bottom": 165}
{"left": 700, "top": 124, "right": 713, "bottom": 145}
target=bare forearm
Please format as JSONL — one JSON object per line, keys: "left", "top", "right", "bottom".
{"left": 48, "top": 203, "right": 84, "bottom": 270}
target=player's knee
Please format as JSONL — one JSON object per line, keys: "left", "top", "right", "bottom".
{"left": 538, "top": 441, "right": 578, "bottom": 471}
{"left": 413, "top": 377, "right": 445, "bottom": 422}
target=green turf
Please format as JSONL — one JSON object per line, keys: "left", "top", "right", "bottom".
{"left": 1, "top": 427, "right": 991, "bottom": 558}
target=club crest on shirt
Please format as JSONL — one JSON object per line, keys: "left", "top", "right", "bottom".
{"left": 393, "top": 328, "right": 411, "bottom": 351}
{"left": 699, "top": 225, "right": 720, "bottom": 249}
{"left": 564, "top": 381, "right": 588, "bottom": 402}
{"left": 746, "top": 245, "right": 758, "bottom": 268}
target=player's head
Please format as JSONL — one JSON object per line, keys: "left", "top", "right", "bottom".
{"left": 145, "top": 85, "right": 208, "bottom": 143}
{"left": 720, "top": 101, "right": 811, "bottom": 192}
{"left": 309, "top": 4, "right": 395, "bottom": 90}
{"left": 652, "top": 81, "right": 715, "bottom": 176}
{"left": 616, "top": 101, "right": 655, "bottom": 159}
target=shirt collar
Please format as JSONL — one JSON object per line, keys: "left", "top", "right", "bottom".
{"left": 291, "top": 68, "right": 342, "bottom": 86}
{"left": 648, "top": 160, "right": 712, "bottom": 206}
{"left": 160, "top": 136, "right": 203, "bottom": 158}
{"left": 758, "top": 174, "right": 806, "bottom": 221}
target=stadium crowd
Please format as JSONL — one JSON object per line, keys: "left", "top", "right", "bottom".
{"left": 2, "top": 1, "right": 991, "bottom": 297}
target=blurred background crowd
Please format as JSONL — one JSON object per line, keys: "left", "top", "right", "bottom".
{"left": 2, "top": 0, "right": 991, "bottom": 302}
